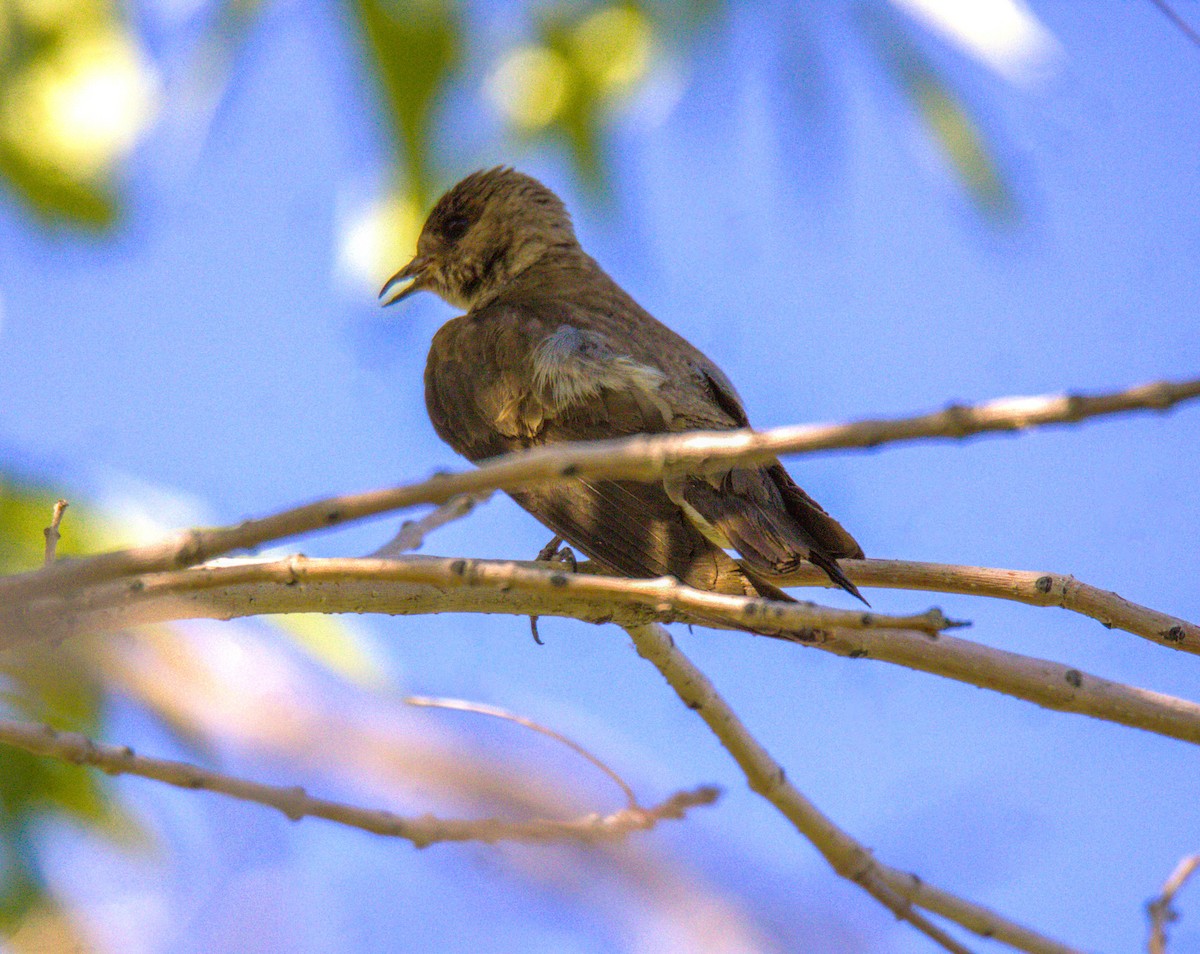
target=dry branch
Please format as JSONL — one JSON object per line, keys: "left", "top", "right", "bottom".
{"left": 623, "top": 622, "right": 1081, "bottom": 954}
{"left": 28, "top": 555, "right": 1200, "bottom": 748}
{"left": 777, "top": 560, "right": 1199, "bottom": 655}
{"left": 48, "top": 554, "right": 955, "bottom": 636}
{"left": 2, "top": 376, "right": 1195, "bottom": 604}
{"left": 0, "top": 717, "right": 718, "bottom": 847}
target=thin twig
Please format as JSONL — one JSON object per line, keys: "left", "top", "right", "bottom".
{"left": 1148, "top": 854, "right": 1200, "bottom": 954}
{"left": 2, "top": 376, "right": 1195, "bottom": 603}
{"left": 37, "top": 556, "right": 1200, "bottom": 748}
{"left": 368, "top": 493, "right": 489, "bottom": 558}
{"left": 0, "top": 717, "right": 718, "bottom": 847}
{"left": 1147, "top": 0, "right": 1200, "bottom": 50}
{"left": 405, "top": 696, "right": 639, "bottom": 808}
{"left": 623, "top": 622, "right": 1080, "bottom": 954}
{"left": 43, "top": 499, "right": 68, "bottom": 564}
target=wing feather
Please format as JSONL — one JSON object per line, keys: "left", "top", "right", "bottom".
{"left": 510, "top": 479, "right": 760, "bottom": 596}
{"left": 424, "top": 302, "right": 861, "bottom": 601}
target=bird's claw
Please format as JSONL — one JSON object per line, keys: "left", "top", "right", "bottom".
{"left": 535, "top": 535, "right": 577, "bottom": 571}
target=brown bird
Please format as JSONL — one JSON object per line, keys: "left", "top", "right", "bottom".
{"left": 381, "top": 167, "right": 865, "bottom": 604}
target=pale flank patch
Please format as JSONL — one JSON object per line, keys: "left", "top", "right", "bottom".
{"left": 532, "top": 326, "right": 665, "bottom": 413}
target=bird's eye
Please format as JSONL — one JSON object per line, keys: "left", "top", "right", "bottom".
{"left": 442, "top": 213, "right": 471, "bottom": 244}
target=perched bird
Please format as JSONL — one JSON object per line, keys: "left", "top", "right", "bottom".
{"left": 381, "top": 167, "right": 865, "bottom": 604}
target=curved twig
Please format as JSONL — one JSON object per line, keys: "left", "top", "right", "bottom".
{"left": 405, "top": 695, "right": 640, "bottom": 809}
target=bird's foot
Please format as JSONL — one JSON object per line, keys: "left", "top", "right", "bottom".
{"left": 528, "top": 537, "right": 579, "bottom": 645}
{"left": 535, "top": 535, "right": 577, "bottom": 571}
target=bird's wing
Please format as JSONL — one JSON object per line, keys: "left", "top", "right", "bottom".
{"left": 508, "top": 479, "right": 761, "bottom": 595}
{"left": 426, "top": 315, "right": 675, "bottom": 452}
{"left": 521, "top": 325, "right": 767, "bottom": 592}
{"left": 767, "top": 462, "right": 864, "bottom": 560}
{"left": 673, "top": 360, "right": 866, "bottom": 576}
{"left": 426, "top": 312, "right": 765, "bottom": 594}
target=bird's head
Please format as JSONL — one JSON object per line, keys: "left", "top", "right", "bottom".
{"left": 379, "top": 167, "right": 577, "bottom": 312}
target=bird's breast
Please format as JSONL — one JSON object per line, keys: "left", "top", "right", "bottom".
{"left": 424, "top": 312, "right": 552, "bottom": 456}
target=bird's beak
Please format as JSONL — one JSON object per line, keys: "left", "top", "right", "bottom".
{"left": 379, "top": 255, "right": 431, "bottom": 307}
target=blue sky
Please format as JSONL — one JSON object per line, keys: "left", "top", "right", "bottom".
{"left": 2, "top": 1, "right": 1199, "bottom": 951}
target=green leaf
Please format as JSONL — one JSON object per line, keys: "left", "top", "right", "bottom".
{"left": 348, "top": 0, "right": 461, "bottom": 207}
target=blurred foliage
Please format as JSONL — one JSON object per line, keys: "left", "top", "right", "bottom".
{"left": 0, "top": 477, "right": 141, "bottom": 941}
{"left": 0, "top": 0, "right": 157, "bottom": 226}
{"left": 859, "top": 2, "right": 1016, "bottom": 222}
{"left": 0, "top": 0, "right": 1019, "bottom": 235}
{"left": 0, "top": 472, "right": 389, "bottom": 939}
{"left": 491, "top": 2, "right": 658, "bottom": 183}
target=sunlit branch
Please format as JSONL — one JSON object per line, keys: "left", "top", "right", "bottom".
{"left": 777, "top": 559, "right": 1199, "bottom": 655}
{"left": 623, "top": 622, "right": 1081, "bottom": 954}
{"left": 2, "top": 376, "right": 1194, "bottom": 603}
{"left": 0, "top": 717, "right": 719, "bottom": 847}
{"left": 28, "top": 555, "right": 1200, "bottom": 748}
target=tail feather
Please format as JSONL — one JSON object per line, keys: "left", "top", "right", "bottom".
{"left": 806, "top": 550, "right": 869, "bottom": 606}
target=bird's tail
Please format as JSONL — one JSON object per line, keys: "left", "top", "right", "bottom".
{"left": 740, "top": 570, "right": 797, "bottom": 604}
{"left": 740, "top": 552, "right": 868, "bottom": 607}
{"left": 804, "top": 551, "right": 869, "bottom": 606}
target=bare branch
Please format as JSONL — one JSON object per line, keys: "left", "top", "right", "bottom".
{"left": 806, "top": 624, "right": 1200, "bottom": 747}
{"left": 35, "top": 556, "right": 1200, "bottom": 748}
{"left": 623, "top": 622, "right": 1081, "bottom": 954}
{"left": 406, "top": 696, "right": 639, "bottom": 808}
{"left": 1148, "top": 854, "right": 1200, "bottom": 954}
{"left": 38, "top": 555, "right": 957, "bottom": 640}
{"left": 0, "top": 717, "right": 718, "bottom": 847}
{"left": 3, "top": 376, "right": 1195, "bottom": 604}
{"left": 42, "top": 499, "right": 68, "bottom": 564}
{"left": 777, "top": 559, "right": 1200, "bottom": 655}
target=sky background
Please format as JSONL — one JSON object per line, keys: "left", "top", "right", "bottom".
{"left": 1, "top": 1, "right": 1199, "bottom": 952}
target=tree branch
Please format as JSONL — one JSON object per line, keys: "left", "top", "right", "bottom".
{"left": 776, "top": 559, "right": 1199, "bottom": 655}
{"left": 3, "top": 376, "right": 1194, "bottom": 603}
{"left": 623, "top": 622, "right": 1081, "bottom": 954}
{"left": 0, "top": 717, "right": 719, "bottom": 847}
{"left": 29, "top": 555, "right": 1200, "bottom": 748}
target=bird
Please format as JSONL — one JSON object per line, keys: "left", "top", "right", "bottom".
{"left": 380, "top": 167, "right": 865, "bottom": 605}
